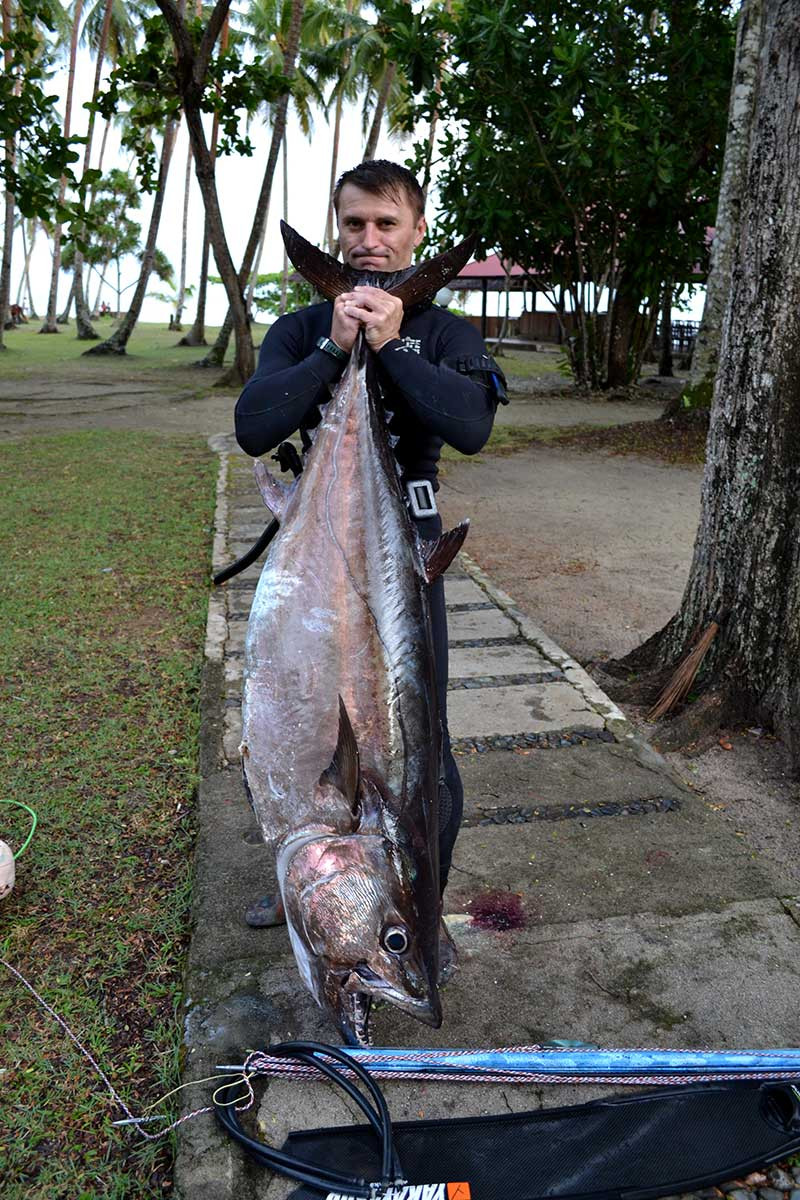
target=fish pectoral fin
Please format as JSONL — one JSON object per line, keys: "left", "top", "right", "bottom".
{"left": 319, "top": 696, "right": 361, "bottom": 812}
{"left": 254, "top": 458, "right": 292, "bottom": 518}
{"left": 421, "top": 520, "right": 470, "bottom": 583}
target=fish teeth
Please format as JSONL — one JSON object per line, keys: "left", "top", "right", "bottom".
{"left": 388, "top": 434, "right": 400, "bottom": 449}
{"left": 383, "top": 409, "right": 394, "bottom": 424}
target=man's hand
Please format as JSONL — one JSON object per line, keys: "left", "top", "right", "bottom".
{"left": 330, "top": 286, "right": 404, "bottom": 354}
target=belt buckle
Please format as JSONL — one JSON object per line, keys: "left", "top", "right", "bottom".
{"left": 405, "top": 478, "right": 437, "bottom": 518}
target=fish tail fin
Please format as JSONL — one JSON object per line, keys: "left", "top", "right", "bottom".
{"left": 421, "top": 520, "right": 469, "bottom": 583}
{"left": 254, "top": 458, "right": 292, "bottom": 519}
{"left": 387, "top": 234, "right": 478, "bottom": 308}
{"left": 281, "top": 221, "right": 356, "bottom": 300}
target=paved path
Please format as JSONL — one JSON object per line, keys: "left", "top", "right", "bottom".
{"left": 175, "top": 439, "right": 800, "bottom": 1200}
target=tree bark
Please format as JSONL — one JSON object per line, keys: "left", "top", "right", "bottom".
{"left": 605, "top": 280, "right": 643, "bottom": 388}
{"left": 199, "top": 0, "right": 305, "bottom": 380}
{"left": 683, "top": 0, "right": 764, "bottom": 409}
{"left": 615, "top": 0, "right": 800, "bottom": 767}
{"left": 83, "top": 119, "right": 179, "bottom": 355}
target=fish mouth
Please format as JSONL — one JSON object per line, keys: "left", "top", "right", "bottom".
{"left": 340, "top": 965, "right": 442, "bottom": 1040}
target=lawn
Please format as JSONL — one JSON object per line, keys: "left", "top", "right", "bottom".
{"left": 0, "top": 431, "right": 216, "bottom": 1197}
{"left": 0, "top": 320, "right": 271, "bottom": 388}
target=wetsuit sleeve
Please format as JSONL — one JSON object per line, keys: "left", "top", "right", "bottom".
{"left": 375, "top": 317, "right": 498, "bottom": 455}
{"left": 235, "top": 311, "right": 346, "bottom": 457}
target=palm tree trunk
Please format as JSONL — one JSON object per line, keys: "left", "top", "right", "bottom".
{"left": 83, "top": 119, "right": 179, "bottom": 355}
{"left": 174, "top": 129, "right": 193, "bottom": 330}
{"left": 245, "top": 213, "right": 269, "bottom": 316}
{"left": 199, "top": 0, "right": 305, "bottom": 378}
{"left": 279, "top": 129, "right": 289, "bottom": 314}
{"left": 323, "top": 85, "right": 344, "bottom": 253}
{"left": 363, "top": 62, "right": 396, "bottom": 160}
{"left": 16, "top": 216, "right": 38, "bottom": 316}
{"left": 0, "top": 0, "right": 16, "bottom": 347}
{"left": 40, "top": 0, "right": 83, "bottom": 334}
{"left": 58, "top": 276, "right": 76, "bottom": 323}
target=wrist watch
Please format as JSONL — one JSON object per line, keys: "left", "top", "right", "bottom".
{"left": 316, "top": 336, "right": 349, "bottom": 363}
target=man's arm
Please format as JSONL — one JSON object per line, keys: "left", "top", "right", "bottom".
{"left": 376, "top": 317, "right": 506, "bottom": 456}
{"left": 235, "top": 311, "right": 346, "bottom": 458}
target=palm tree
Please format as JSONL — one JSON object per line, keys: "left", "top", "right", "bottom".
{"left": 1, "top": 0, "right": 16, "bottom": 345}
{"left": 83, "top": 118, "right": 179, "bottom": 355}
{"left": 40, "top": 0, "right": 85, "bottom": 334}
{"left": 70, "top": 0, "right": 138, "bottom": 338}
{"left": 197, "top": 0, "right": 307, "bottom": 375}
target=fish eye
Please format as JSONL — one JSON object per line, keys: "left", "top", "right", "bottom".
{"left": 381, "top": 925, "right": 409, "bottom": 955}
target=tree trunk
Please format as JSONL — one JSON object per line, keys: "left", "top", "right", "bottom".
{"left": 363, "top": 62, "right": 396, "bottom": 160}
{"left": 199, "top": 0, "right": 305, "bottom": 380}
{"left": 174, "top": 130, "right": 193, "bottom": 330}
{"left": 0, "top": 0, "right": 15, "bottom": 347}
{"left": 18, "top": 216, "right": 38, "bottom": 317}
{"left": 177, "top": 4, "right": 226, "bottom": 349}
{"left": 279, "top": 129, "right": 289, "bottom": 314}
{"left": 58, "top": 276, "right": 75, "bottom": 324}
{"left": 605, "top": 281, "right": 642, "bottom": 388}
{"left": 682, "top": 0, "right": 764, "bottom": 410}
{"left": 323, "top": 84, "right": 344, "bottom": 253}
{"left": 83, "top": 120, "right": 179, "bottom": 355}
{"left": 658, "top": 280, "right": 673, "bottom": 377}
{"left": 40, "top": 0, "right": 83, "bottom": 334}
{"left": 615, "top": 0, "right": 800, "bottom": 767}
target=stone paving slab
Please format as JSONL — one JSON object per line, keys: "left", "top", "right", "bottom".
{"left": 449, "top": 642, "right": 553, "bottom": 678}
{"left": 448, "top": 608, "right": 520, "bottom": 642}
{"left": 444, "top": 577, "right": 490, "bottom": 606}
{"left": 448, "top": 680, "right": 606, "bottom": 739}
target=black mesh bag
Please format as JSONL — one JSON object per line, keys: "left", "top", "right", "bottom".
{"left": 284, "top": 1081, "right": 800, "bottom": 1200}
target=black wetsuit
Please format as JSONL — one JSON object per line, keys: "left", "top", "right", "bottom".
{"left": 236, "top": 300, "right": 503, "bottom": 887}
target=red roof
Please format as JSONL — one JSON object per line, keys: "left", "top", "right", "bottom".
{"left": 457, "top": 254, "right": 527, "bottom": 278}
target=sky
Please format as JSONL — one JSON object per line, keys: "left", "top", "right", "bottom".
{"left": 13, "top": 45, "right": 706, "bottom": 329}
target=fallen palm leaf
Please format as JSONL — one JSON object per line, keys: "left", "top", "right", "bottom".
{"left": 647, "top": 615, "right": 724, "bottom": 721}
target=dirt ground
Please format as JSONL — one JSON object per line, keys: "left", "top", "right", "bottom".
{"left": 5, "top": 366, "right": 797, "bottom": 885}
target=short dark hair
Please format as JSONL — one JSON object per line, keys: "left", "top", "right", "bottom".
{"left": 333, "top": 160, "right": 425, "bottom": 220}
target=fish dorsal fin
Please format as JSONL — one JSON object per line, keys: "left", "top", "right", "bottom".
{"left": 320, "top": 696, "right": 360, "bottom": 810}
{"left": 280, "top": 221, "right": 356, "bottom": 300}
{"left": 254, "top": 459, "right": 292, "bottom": 519}
{"left": 421, "top": 520, "right": 470, "bottom": 583}
{"left": 388, "top": 234, "right": 478, "bottom": 308}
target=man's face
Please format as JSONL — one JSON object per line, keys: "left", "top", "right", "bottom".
{"left": 336, "top": 184, "right": 426, "bottom": 273}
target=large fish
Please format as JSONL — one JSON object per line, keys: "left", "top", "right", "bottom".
{"left": 240, "top": 224, "right": 475, "bottom": 1045}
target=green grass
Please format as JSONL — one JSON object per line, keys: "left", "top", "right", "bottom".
{"left": 0, "top": 320, "right": 270, "bottom": 387}
{"left": 494, "top": 347, "right": 566, "bottom": 379}
{"left": 441, "top": 421, "right": 600, "bottom": 463}
{"left": 0, "top": 431, "right": 217, "bottom": 1197}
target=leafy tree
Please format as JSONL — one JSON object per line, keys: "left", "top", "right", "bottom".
{"left": 380, "top": 0, "right": 735, "bottom": 389}
{"left": 240, "top": 268, "right": 313, "bottom": 316}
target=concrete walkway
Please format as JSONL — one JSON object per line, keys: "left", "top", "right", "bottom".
{"left": 175, "top": 439, "right": 800, "bottom": 1199}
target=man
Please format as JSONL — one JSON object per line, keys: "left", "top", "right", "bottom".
{"left": 236, "top": 159, "right": 507, "bottom": 927}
